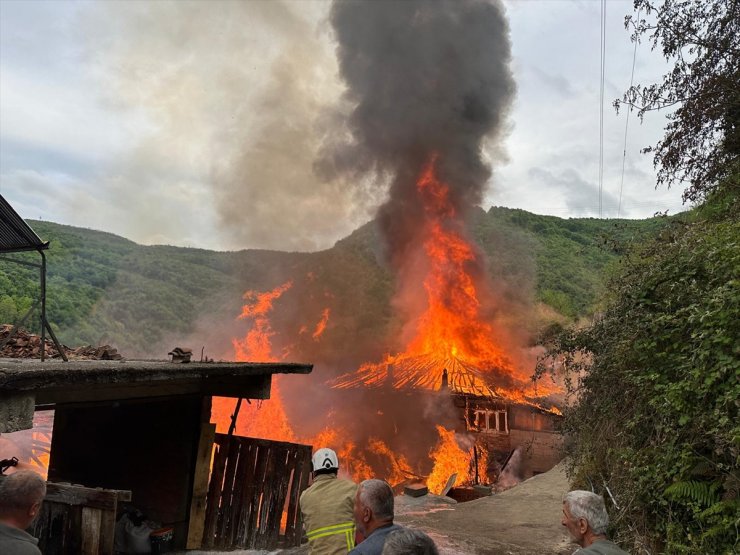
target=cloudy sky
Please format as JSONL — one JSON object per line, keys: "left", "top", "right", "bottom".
{"left": 0, "top": 0, "right": 688, "bottom": 252}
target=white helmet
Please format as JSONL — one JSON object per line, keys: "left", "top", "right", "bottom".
{"left": 312, "top": 448, "right": 339, "bottom": 472}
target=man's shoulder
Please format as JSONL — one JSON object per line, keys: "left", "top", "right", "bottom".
{"left": 575, "top": 539, "right": 630, "bottom": 555}
{"left": 0, "top": 523, "right": 42, "bottom": 555}
{"left": 303, "top": 476, "right": 356, "bottom": 496}
{"left": 349, "top": 524, "right": 403, "bottom": 555}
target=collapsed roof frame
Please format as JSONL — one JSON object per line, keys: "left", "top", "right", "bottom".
{"left": 0, "top": 194, "right": 67, "bottom": 361}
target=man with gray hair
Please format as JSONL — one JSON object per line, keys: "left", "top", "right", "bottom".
{"left": 562, "top": 490, "right": 629, "bottom": 554}
{"left": 381, "top": 528, "right": 439, "bottom": 555}
{"left": 0, "top": 470, "right": 46, "bottom": 554}
{"left": 349, "top": 479, "right": 403, "bottom": 555}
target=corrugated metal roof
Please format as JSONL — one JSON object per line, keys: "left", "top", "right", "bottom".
{"left": 0, "top": 194, "right": 48, "bottom": 253}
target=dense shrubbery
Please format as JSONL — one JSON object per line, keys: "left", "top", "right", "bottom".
{"left": 539, "top": 1, "right": 740, "bottom": 550}
{"left": 539, "top": 185, "right": 739, "bottom": 553}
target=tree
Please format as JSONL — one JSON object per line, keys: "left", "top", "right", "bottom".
{"left": 538, "top": 1, "right": 740, "bottom": 552}
{"left": 616, "top": 0, "right": 740, "bottom": 202}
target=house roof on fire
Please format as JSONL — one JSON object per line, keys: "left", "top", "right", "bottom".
{"left": 0, "top": 359, "right": 312, "bottom": 406}
{"left": 0, "top": 194, "right": 48, "bottom": 254}
{"left": 332, "top": 353, "right": 521, "bottom": 398}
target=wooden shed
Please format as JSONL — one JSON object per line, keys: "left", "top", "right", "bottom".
{"left": 0, "top": 358, "right": 313, "bottom": 553}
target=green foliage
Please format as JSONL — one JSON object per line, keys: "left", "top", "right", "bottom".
{"left": 538, "top": 183, "right": 740, "bottom": 553}
{"left": 0, "top": 209, "right": 675, "bottom": 358}
{"left": 483, "top": 207, "right": 672, "bottom": 317}
{"left": 618, "top": 0, "right": 740, "bottom": 203}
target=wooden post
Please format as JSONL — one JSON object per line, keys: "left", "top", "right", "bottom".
{"left": 186, "top": 399, "right": 217, "bottom": 549}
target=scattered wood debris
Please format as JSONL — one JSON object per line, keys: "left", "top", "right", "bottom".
{"left": 0, "top": 324, "right": 123, "bottom": 360}
{"left": 168, "top": 347, "right": 192, "bottom": 363}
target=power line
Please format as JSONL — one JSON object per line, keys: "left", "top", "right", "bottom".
{"left": 599, "top": 0, "right": 606, "bottom": 219}
{"left": 618, "top": 8, "right": 641, "bottom": 219}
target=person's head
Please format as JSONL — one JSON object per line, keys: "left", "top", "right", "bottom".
{"left": 354, "top": 479, "right": 394, "bottom": 536}
{"left": 562, "top": 490, "right": 609, "bottom": 547}
{"left": 311, "top": 447, "right": 339, "bottom": 478}
{"left": 382, "top": 528, "right": 439, "bottom": 555}
{"left": 0, "top": 470, "right": 47, "bottom": 530}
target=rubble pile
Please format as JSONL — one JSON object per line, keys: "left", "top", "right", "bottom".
{"left": 0, "top": 324, "right": 123, "bottom": 360}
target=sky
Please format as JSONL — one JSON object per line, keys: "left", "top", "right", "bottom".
{"left": 0, "top": 0, "right": 689, "bottom": 252}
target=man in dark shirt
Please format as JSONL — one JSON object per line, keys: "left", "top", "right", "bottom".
{"left": 0, "top": 470, "right": 46, "bottom": 555}
{"left": 349, "top": 479, "right": 403, "bottom": 555}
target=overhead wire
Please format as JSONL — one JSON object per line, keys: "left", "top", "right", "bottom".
{"left": 618, "top": 8, "right": 641, "bottom": 219}
{"left": 599, "top": 0, "right": 606, "bottom": 219}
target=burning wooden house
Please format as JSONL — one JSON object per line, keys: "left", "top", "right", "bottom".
{"left": 0, "top": 358, "right": 313, "bottom": 553}
{"left": 332, "top": 352, "right": 563, "bottom": 488}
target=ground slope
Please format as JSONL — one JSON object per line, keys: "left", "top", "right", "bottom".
{"left": 394, "top": 463, "right": 573, "bottom": 555}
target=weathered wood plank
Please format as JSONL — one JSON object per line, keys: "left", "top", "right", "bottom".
{"left": 236, "top": 442, "right": 258, "bottom": 547}
{"left": 247, "top": 443, "right": 270, "bottom": 548}
{"left": 203, "top": 437, "right": 229, "bottom": 548}
{"left": 29, "top": 484, "right": 122, "bottom": 555}
{"left": 255, "top": 444, "right": 278, "bottom": 549}
{"left": 267, "top": 447, "right": 292, "bottom": 547}
{"left": 282, "top": 449, "right": 300, "bottom": 545}
{"left": 186, "top": 422, "right": 217, "bottom": 549}
{"left": 99, "top": 506, "right": 117, "bottom": 555}
{"left": 216, "top": 436, "right": 241, "bottom": 547}
{"left": 44, "top": 482, "right": 122, "bottom": 511}
{"left": 293, "top": 447, "right": 313, "bottom": 546}
{"left": 203, "top": 435, "right": 314, "bottom": 551}
{"left": 80, "top": 506, "right": 102, "bottom": 555}
{"left": 228, "top": 440, "right": 251, "bottom": 547}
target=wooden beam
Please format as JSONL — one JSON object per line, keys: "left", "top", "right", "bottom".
{"left": 34, "top": 374, "right": 273, "bottom": 405}
{"left": 43, "top": 482, "right": 127, "bottom": 511}
{"left": 80, "top": 507, "right": 102, "bottom": 555}
{"left": 186, "top": 422, "right": 216, "bottom": 549}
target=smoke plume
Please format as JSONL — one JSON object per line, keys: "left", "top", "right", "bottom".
{"left": 321, "top": 0, "right": 516, "bottom": 264}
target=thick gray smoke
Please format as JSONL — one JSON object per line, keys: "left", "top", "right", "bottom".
{"left": 321, "top": 0, "right": 515, "bottom": 264}
{"left": 82, "top": 0, "right": 378, "bottom": 251}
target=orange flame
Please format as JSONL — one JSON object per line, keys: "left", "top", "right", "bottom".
{"left": 215, "top": 281, "right": 296, "bottom": 439}
{"left": 426, "top": 426, "right": 483, "bottom": 494}
{"left": 333, "top": 155, "right": 561, "bottom": 406}
{"left": 221, "top": 154, "right": 562, "bottom": 490}
{"left": 232, "top": 281, "right": 292, "bottom": 362}
{"left": 409, "top": 155, "right": 509, "bottom": 368}
{"left": 312, "top": 308, "right": 330, "bottom": 340}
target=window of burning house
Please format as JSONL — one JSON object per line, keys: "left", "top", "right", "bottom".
{"left": 468, "top": 407, "right": 508, "bottom": 434}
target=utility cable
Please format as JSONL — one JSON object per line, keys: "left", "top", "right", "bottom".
{"left": 618, "top": 8, "right": 640, "bottom": 219}
{"left": 599, "top": 0, "right": 606, "bottom": 219}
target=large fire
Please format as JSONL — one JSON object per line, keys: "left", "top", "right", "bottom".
{"left": 332, "top": 156, "right": 558, "bottom": 405}
{"left": 215, "top": 154, "right": 561, "bottom": 492}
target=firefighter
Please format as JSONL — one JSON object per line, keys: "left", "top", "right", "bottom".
{"left": 300, "top": 448, "right": 358, "bottom": 554}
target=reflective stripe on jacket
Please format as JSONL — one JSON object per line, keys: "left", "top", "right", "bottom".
{"left": 306, "top": 521, "right": 355, "bottom": 551}
{"left": 300, "top": 474, "right": 358, "bottom": 555}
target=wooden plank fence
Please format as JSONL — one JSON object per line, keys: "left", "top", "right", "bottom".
{"left": 202, "top": 434, "right": 312, "bottom": 550}
{"left": 30, "top": 482, "right": 131, "bottom": 555}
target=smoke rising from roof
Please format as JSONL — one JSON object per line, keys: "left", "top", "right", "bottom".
{"left": 321, "top": 0, "right": 516, "bottom": 263}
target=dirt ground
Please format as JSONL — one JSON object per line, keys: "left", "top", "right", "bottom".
{"left": 393, "top": 463, "right": 575, "bottom": 554}
{"left": 181, "top": 463, "right": 576, "bottom": 555}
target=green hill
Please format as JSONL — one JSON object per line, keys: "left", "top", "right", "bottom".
{"left": 0, "top": 208, "right": 676, "bottom": 360}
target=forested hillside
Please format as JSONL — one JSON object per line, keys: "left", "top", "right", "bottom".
{"left": 0, "top": 208, "right": 674, "bottom": 357}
